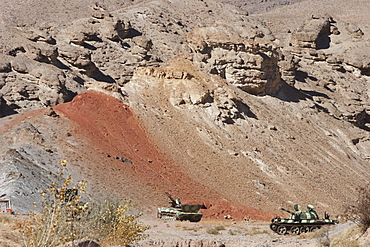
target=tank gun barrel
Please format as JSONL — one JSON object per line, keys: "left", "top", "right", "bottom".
{"left": 279, "top": 207, "right": 294, "bottom": 214}
{"left": 165, "top": 192, "right": 176, "bottom": 203}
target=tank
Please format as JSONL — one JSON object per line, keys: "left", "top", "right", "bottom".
{"left": 157, "top": 192, "right": 204, "bottom": 222}
{"left": 270, "top": 204, "right": 339, "bottom": 235}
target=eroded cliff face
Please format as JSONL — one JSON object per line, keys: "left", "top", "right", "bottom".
{"left": 0, "top": 0, "right": 369, "bottom": 217}
{"left": 187, "top": 24, "right": 281, "bottom": 95}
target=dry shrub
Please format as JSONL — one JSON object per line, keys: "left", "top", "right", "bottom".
{"left": 206, "top": 225, "right": 226, "bottom": 235}
{"left": 0, "top": 216, "right": 22, "bottom": 247}
{"left": 248, "top": 227, "right": 269, "bottom": 235}
{"left": 178, "top": 225, "right": 202, "bottom": 232}
{"left": 330, "top": 225, "right": 361, "bottom": 247}
{"left": 18, "top": 160, "right": 148, "bottom": 247}
{"left": 228, "top": 229, "right": 243, "bottom": 235}
{"left": 313, "top": 226, "right": 330, "bottom": 247}
{"left": 96, "top": 200, "right": 149, "bottom": 246}
{"left": 206, "top": 227, "right": 220, "bottom": 235}
{"left": 214, "top": 225, "right": 226, "bottom": 231}
{"left": 0, "top": 215, "right": 13, "bottom": 223}
{"left": 346, "top": 185, "right": 370, "bottom": 233}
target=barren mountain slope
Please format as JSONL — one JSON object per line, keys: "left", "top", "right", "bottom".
{"left": 125, "top": 57, "right": 369, "bottom": 215}
{"left": 54, "top": 90, "right": 276, "bottom": 220}
{"left": 0, "top": 0, "right": 369, "bottom": 224}
{"left": 0, "top": 90, "right": 276, "bottom": 220}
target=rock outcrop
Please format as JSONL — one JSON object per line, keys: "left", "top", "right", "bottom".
{"left": 132, "top": 59, "right": 250, "bottom": 124}
{"left": 0, "top": 11, "right": 157, "bottom": 115}
{"left": 188, "top": 24, "right": 282, "bottom": 96}
{"left": 276, "top": 14, "right": 370, "bottom": 131}
{"left": 290, "top": 15, "right": 333, "bottom": 49}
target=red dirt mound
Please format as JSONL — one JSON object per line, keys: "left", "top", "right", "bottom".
{"left": 54, "top": 90, "right": 276, "bottom": 221}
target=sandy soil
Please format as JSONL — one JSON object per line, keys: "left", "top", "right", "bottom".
{"left": 131, "top": 217, "right": 350, "bottom": 247}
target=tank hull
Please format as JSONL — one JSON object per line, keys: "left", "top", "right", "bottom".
{"left": 157, "top": 204, "right": 203, "bottom": 222}
{"left": 270, "top": 217, "right": 338, "bottom": 235}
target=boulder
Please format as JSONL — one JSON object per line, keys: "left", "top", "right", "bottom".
{"left": 44, "top": 107, "right": 59, "bottom": 117}
{"left": 24, "top": 27, "right": 55, "bottom": 44}
{"left": 0, "top": 54, "right": 12, "bottom": 72}
{"left": 90, "top": 2, "right": 111, "bottom": 19}
{"left": 132, "top": 36, "right": 153, "bottom": 50}
{"left": 24, "top": 43, "right": 58, "bottom": 63}
{"left": 342, "top": 45, "right": 370, "bottom": 76}
{"left": 290, "top": 16, "right": 331, "bottom": 49}
{"left": 69, "top": 25, "right": 100, "bottom": 46}
{"left": 10, "top": 54, "right": 39, "bottom": 74}
{"left": 345, "top": 23, "right": 364, "bottom": 37}
{"left": 344, "top": 110, "right": 370, "bottom": 128}
{"left": 98, "top": 19, "right": 132, "bottom": 42}
{"left": 59, "top": 46, "right": 97, "bottom": 75}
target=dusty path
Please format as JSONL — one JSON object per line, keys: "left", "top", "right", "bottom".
{"left": 132, "top": 217, "right": 350, "bottom": 247}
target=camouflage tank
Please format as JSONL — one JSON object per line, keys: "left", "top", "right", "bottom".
{"left": 157, "top": 192, "right": 204, "bottom": 222}
{"left": 270, "top": 204, "right": 339, "bottom": 235}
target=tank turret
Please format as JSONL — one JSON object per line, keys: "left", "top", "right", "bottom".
{"left": 270, "top": 204, "right": 339, "bottom": 235}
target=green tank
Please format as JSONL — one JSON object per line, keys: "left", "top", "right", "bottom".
{"left": 157, "top": 192, "right": 204, "bottom": 222}
{"left": 270, "top": 204, "right": 339, "bottom": 235}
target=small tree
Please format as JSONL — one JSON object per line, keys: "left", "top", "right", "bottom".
{"left": 19, "top": 160, "right": 148, "bottom": 247}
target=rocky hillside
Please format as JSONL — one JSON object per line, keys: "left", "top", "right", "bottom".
{"left": 0, "top": 0, "right": 369, "bottom": 221}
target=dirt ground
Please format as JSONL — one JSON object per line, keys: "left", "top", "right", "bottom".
{"left": 0, "top": 213, "right": 352, "bottom": 247}
{"left": 127, "top": 216, "right": 352, "bottom": 247}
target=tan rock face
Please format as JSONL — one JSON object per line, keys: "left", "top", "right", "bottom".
{"left": 290, "top": 16, "right": 331, "bottom": 49}
{"left": 188, "top": 24, "right": 282, "bottom": 95}
{"left": 0, "top": 11, "right": 158, "bottom": 115}
{"left": 0, "top": 0, "right": 280, "bottom": 115}
{"left": 131, "top": 59, "right": 248, "bottom": 124}
{"left": 278, "top": 52, "right": 300, "bottom": 86}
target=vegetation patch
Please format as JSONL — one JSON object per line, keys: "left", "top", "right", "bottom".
{"left": 248, "top": 227, "right": 269, "bottom": 235}
{"left": 17, "top": 160, "right": 149, "bottom": 247}
{"left": 228, "top": 229, "right": 243, "bottom": 235}
{"left": 330, "top": 225, "right": 362, "bottom": 247}
{"left": 0, "top": 215, "right": 13, "bottom": 223}
{"left": 206, "top": 225, "right": 226, "bottom": 235}
{"left": 206, "top": 227, "right": 221, "bottom": 235}
{"left": 176, "top": 224, "right": 202, "bottom": 232}
{"left": 346, "top": 185, "right": 370, "bottom": 232}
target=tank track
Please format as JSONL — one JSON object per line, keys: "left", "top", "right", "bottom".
{"left": 157, "top": 211, "right": 177, "bottom": 221}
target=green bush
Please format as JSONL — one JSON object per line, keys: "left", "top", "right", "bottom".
{"left": 19, "top": 160, "right": 148, "bottom": 247}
